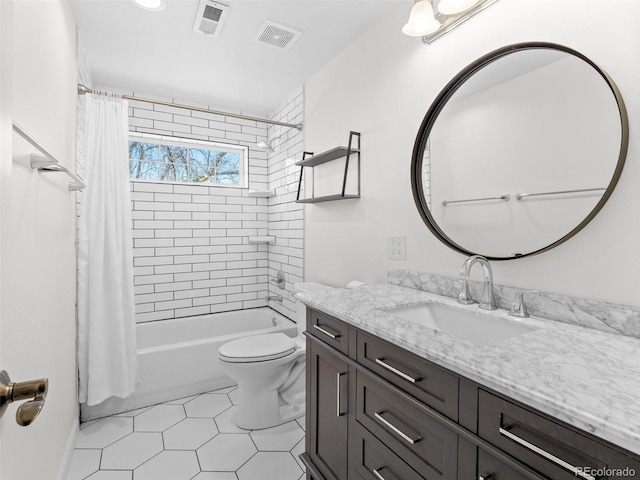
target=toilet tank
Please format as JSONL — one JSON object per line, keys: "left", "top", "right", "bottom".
{"left": 293, "top": 282, "right": 333, "bottom": 335}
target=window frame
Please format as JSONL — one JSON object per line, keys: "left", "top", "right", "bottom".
{"left": 128, "top": 131, "right": 249, "bottom": 188}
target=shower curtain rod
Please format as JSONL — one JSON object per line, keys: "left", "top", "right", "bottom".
{"left": 77, "top": 84, "right": 303, "bottom": 131}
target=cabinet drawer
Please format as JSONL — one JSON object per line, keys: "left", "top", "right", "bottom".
{"left": 356, "top": 371, "right": 458, "bottom": 480}
{"left": 477, "top": 449, "right": 532, "bottom": 480}
{"left": 357, "top": 331, "right": 458, "bottom": 420}
{"left": 478, "top": 390, "right": 640, "bottom": 480}
{"left": 307, "top": 309, "right": 350, "bottom": 355}
{"left": 353, "top": 422, "right": 427, "bottom": 480}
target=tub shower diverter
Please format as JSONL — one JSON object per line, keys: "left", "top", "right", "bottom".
{"left": 383, "top": 302, "right": 538, "bottom": 346}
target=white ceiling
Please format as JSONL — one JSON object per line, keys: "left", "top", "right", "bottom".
{"left": 70, "top": 0, "right": 407, "bottom": 117}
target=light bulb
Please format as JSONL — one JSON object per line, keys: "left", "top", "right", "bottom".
{"left": 402, "top": 0, "right": 441, "bottom": 37}
{"left": 132, "top": 0, "right": 167, "bottom": 11}
{"left": 437, "top": 0, "right": 481, "bottom": 15}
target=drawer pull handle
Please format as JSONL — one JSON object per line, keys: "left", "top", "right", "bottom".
{"left": 336, "top": 372, "right": 347, "bottom": 417}
{"left": 375, "top": 358, "right": 421, "bottom": 384}
{"left": 313, "top": 324, "right": 341, "bottom": 339}
{"left": 374, "top": 411, "right": 422, "bottom": 445}
{"left": 479, "top": 473, "right": 493, "bottom": 480}
{"left": 373, "top": 467, "right": 395, "bottom": 480}
{"left": 499, "top": 426, "right": 597, "bottom": 480}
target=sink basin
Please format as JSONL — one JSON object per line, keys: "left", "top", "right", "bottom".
{"left": 384, "top": 303, "right": 538, "bottom": 346}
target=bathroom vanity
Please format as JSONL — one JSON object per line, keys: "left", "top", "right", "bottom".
{"left": 299, "top": 284, "right": 640, "bottom": 480}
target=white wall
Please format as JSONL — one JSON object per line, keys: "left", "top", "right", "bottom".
{"left": 1, "top": 1, "right": 79, "bottom": 479}
{"left": 303, "top": 0, "right": 640, "bottom": 307}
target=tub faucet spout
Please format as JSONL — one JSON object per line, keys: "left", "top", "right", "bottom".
{"left": 266, "top": 295, "right": 283, "bottom": 303}
{"left": 458, "top": 255, "right": 497, "bottom": 310}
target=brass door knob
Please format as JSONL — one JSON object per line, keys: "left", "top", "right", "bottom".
{"left": 0, "top": 370, "right": 48, "bottom": 426}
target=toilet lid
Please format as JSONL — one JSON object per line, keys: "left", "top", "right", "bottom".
{"left": 219, "top": 333, "right": 297, "bottom": 363}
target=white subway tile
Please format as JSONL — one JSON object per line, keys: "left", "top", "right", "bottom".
{"left": 134, "top": 256, "right": 174, "bottom": 267}
{"left": 211, "top": 302, "right": 244, "bottom": 313}
{"left": 155, "top": 193, "right": 192, "bottom": 203}
{"left": 135, "top": 292, "right": 173, "bottom": 304}
{"left": 175, "top": 306, "right": 211, "bottom": 317}
{"left": 174, "top": 220, "right": 210, "bottom": 229}
{"left": 227, "top": 260, "right": 258, "bottom": 269}
{"left": 228, "top": 292, "right": 258, "bottom": 302}
{"left": 136, "top": 310, "right": 175, "bottom": 323}
{"left": 173, "top": 114, "right": 208, "bottom": 128}
{"left": 132, "top": 211, "right": 154, "bottom": 220}
{"left": 155, "top": 229, "right": 194, "bottom": 238}
{"left": 210, "top": 269, "right": 243, "bottom": 279}
{"left": 192, "top": 212, "right": 226, "bottom": 221}
{"left": 174, "top": 271, "right": 210, "bottom": 282}
{"left": 155, "top": 264, "right": 192, "bottom": 274}
{"left": 174, "top": 288, "right": 210, "bottom": 300}
{"left": 174, "top": 254, "right": 210, "bottom": 264}
{"left": 174, "top": 184, "right": 210, "bottom": 195}
{"left": 227, "top": 276, "right": 258, "bottom": 286}
{"left": 155, "top": 281, "right": 193, "bottom": 293}
{"left": 133, "top": 247, "right": 155, "bottom": 257}
{"left": 154, "top": 211, "right": 192, "bottom": 221}
{"left": 133, "top": 108, "right": 172, "bottom": 122}
{"left": 193, "top": 296, "right": 227, "bottom": 307}
{"left": 134, "top": 201, "right": 174, "bottom": 211}
{"left": 133, "top": 182, "right": 174, "bottom": 193}
{"left": 135, "top": 303, "right": 155, "bottom": 314}
{"left": 155, "top": 246, "right": 193, "bottom": 256}
{"left": 193, "top": 246, "right": 227, "bottom": 255}
{"left": 174, "top": 203, "right": 210, "bottom": 212}
{"left": 134, "top": 284, "right": 155, "bottom": 295}
{"left": 193, "top": 279, "right": 229, "bottom": 289}
{"left": 193, "top": 229, "right": 227, "bottom": 238}
{"left": 174, "top": 237, "right": 210, "bottom": 247}
{"left": 134, "top": 220, "right": 173, "bottom": 230}
{"left": 134, "top": 274, "right": 173, "bottom": 285}
{"left": 210, "top": 285, "right": 243, "bottom": 296}
{"left": 192, "top": 262, "right": 227, "bottom": 272}
{"left": 155, "top": 299, "right": 193, "bottom": 311}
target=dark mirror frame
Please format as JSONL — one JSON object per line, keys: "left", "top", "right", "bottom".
{"left": 410, "top": 42, "right": 629, "bottom": 261}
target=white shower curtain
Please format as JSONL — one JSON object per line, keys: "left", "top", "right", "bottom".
{"left": 78, "top": 95, "right": 137, "bottom": 406}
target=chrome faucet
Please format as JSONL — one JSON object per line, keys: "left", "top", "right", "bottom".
{"left": 458, "top": 255, "right": 497, "bottom": 310}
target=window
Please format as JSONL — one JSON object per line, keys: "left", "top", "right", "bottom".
{"left": 128, "top": 132, "right": 248, "bottom": 187}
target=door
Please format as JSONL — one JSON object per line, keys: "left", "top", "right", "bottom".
{"left": 307, "top": 338, "right": 350, "bottom": 480}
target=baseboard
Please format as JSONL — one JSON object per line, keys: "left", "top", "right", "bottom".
{"left": 56, "top": 416, "right": 79, "bottom": 480}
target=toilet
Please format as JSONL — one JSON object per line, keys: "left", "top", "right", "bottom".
{"left": 218, "top": 282, "right": 332, "bottom": 430}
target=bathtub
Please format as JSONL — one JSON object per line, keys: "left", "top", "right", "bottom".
{"left": 81, "top": 307, "right": 297, "bottom": 421}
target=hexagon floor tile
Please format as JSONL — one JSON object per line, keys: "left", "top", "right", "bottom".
{"left": 69, "top": 386, "right": 306, "bottom": 479}
{"left": 236, "top": 452, "right": 303, "bottom": 480}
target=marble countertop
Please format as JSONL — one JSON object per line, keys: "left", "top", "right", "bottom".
{"left": 297, "top": 283, "right": 640, "bottom": 456}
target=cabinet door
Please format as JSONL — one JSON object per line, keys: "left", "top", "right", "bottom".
{"left": 307, "top": 338, "right": 350, "bottom": 480}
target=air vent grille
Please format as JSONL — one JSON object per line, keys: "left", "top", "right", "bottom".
{"left": 254, "top": 21, "right": 301, "bottom": 51}
{"left": 203, "top": 5, "right": 223, "bottom": 22}
{"left": 193, "top": 0, "right": 229, "bottom": 38}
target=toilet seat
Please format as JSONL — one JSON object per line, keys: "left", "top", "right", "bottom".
{"left": 218, "top": 333, "right": 297, "bottom": 363}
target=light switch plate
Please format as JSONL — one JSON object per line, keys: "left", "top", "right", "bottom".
{"left": 388, "top": 236, "right": 406, "bottom": 260}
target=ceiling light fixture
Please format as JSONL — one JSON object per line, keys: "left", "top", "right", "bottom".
{"left": 436, "top": 0, "right": 481, "bottom": 15}
{"left": 132, "top": 0, "right": 167, "bottom": 12}
{"left": 403, "top": 0, "right": 499, "bottom": 44}
{"left": 402, "top": 0, "right": 441, "bottom": 37}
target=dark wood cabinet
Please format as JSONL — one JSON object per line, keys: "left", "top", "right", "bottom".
{"left": 306, "top": 336, "right": 350, "bottom": 480}
{"left": 303, "top": 308, "right": 640, "bottom": 480}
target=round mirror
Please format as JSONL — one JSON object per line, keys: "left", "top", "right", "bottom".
{"left": 410, "top": 42, "right": 628, "bottom": 260}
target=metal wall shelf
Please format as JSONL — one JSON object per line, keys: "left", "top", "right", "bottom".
{"left": 296, "top": 131, "right": 361, "bottom": 204}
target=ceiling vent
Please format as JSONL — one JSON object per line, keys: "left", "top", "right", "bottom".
{"left": 193, "top": 0, "right": 229, "bottom": 37}
{"left": 254, "top": 21, "right": 302, "bottom": 51}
